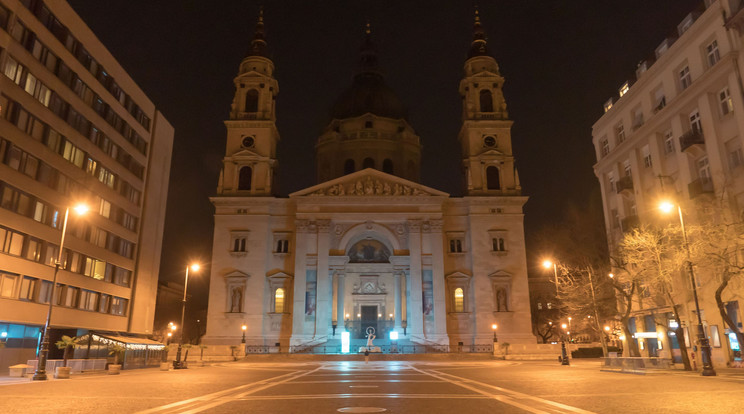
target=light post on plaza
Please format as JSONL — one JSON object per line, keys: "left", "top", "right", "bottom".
{"left": 33, "top": 203, "right": 89, "bottom": 381}
{"left": 492, "top": 324, "right": 498, "bottom": 343}
{"left": 567, "top": 316, "right": 572, "bottom": 343}
{"left": 241, "top": 324, "right": 247, "bottom": 344}
{"left": 542, "top": 260, "right": 559, "bottom": 296}
{"left": 175, "top": 263, "right": 200, "bottom": 369}
{"left": 560, "top": 323, "right": 570, "bottom": 365}
{"left": 659, "top": 201, "right": 716, "bottom": 376}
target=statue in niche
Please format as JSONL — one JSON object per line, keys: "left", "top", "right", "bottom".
{"left": 230, "top": 287, "right": 243, "bottom": 313}
{"left": 496, "top": 287, "right": 508, "bottom": 312}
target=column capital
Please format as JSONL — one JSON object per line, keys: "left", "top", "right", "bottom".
{"left": 407, "top": 219, "right": 422, "bottom": 232}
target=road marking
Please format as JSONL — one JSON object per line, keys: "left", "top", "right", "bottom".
{"left": 416, "top": 367, "right": 597, "bottom": 414}
{"left": 134, "top": 368, "right": 314, "bottom": 414}
{"left": 349, "top": 385, "right": 379, "bottom": 388}
{"left": 234, "top": 393, "right": 490, "bottom": 401}
{"left": 337, "top": 407, "right": 387, "bottom": 413}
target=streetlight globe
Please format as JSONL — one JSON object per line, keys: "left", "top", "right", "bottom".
{"left": 659, "top": 201, "right": 675, "bottom": 214}
{"left": 241, "top": 325, "right": 247, "bottom": 331}
{"left": 492, "top": 324, "right": 498, "bottom": 330}
{"left": 608, "top": 273, "right": 614, "bottom": 279}
{"left": 190, "top": 263, "right": 200, "bottom": 272}
{"left": 561, "top": 323, "right": 567, "bottom": 329}
{"left": 542, "top": 260, "right": 553, "bottom": 269}
{"left": 167, "top": 332, "right": 172, "bottom": 337}
{"left": 604, "top": 326, "right": 611, "bottom": 332}
{"left": 73, "top": 203, "right": 89, "bottom": 216}
{"left": 568, "top": 316, "right": 572, "bottom": 321}
{"left": 171, "top": 324, "right": 177, "bottom": 331}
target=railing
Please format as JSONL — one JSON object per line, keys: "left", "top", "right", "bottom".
{"left": 688, "top": 177, "right": 713, "bottom": 199}
{"left": 616, "top": 176, "right": 634, "bottom": 194}
{"left": 26, "top": 359, "right": 107, "bottom": 373}
{"left": 601, "top": 356, "right": 672, "bottom": 374}
{"left": 244, "top": 343, "right": 494, "bottom": 355}
{"left": 679, "top": 130, "right": 705, "bottom": 152}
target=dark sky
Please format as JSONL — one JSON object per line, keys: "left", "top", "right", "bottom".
{"left": 67, "top": 0, "right": 702, "bottom": 313}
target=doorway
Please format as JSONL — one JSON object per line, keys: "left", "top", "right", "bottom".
{"left": 361, "top": 306, "right": 378, "bottom": 339}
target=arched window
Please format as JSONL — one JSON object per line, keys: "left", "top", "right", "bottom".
{"left": 480, "top": 90, "right": 494, "bottom": 112}
{"left": 363, "top": 157, "right": 375, "bottom": 169}
{"left": 454, "top": 288, "right": 464, "bottom": 312}
{"left": 245, "top": 89, "right": 259, "bottom": 112}
{"left": 238, "top": 166, "right": 252, "bottom": 190}
{"left": 275, "top": 288, "right": 285, "bottom": 313}
{"left": 382, "top": 159, "right": 393, "bottom": 174}
{"left": 486, "top": 166, "right": 500, "bottom": 190}
{"left": 344, "top": 159, "right": 355, "bottom": 175}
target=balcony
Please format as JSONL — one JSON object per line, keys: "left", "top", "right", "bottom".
{"left": 621, "top": 215, "right": 640, "bottom": 233}
{"left": 679, "top": 130, "right": 705, "bottom": 154}
{"left": 688, "top": 178, "right": 713, "bottom": 199}
{"left": 616, "top": 176, "right": 634, "bottom": 195}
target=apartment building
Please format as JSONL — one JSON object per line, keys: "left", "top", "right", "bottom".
{"left": 592, "top": 0, "right": 744, "bottom": 366}
{"left": 0, "top": 0, "right": 173, "bottom": 370}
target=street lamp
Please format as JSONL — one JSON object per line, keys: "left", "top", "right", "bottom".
{"left": 33, "top": 203, "right": 89, "bottom": 381}
{"left": 568, "top": 316, "right": 573, "bottom": 342}
{"left": 491, "top": 324, "right": 498, "bottom": 343}
{"left": 175, "top": 263, "right": 200, "bottom": 369}
{"left": 542, "top": 259, "right": 559, "bottom": 295}
{"left": 659, "top": 201, "right": 716, "bottom": 376}
{"left": 241, "top": 324, "right": 247, "bottom": 344}
{"left": 560, "top": 323, "right": 570, "bottom": 365}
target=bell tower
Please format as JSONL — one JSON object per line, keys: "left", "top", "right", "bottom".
{"left": 458, "top": 9, "right": 520, "bottom": 196}
{"left": 218, "top": 9, "right": 280, "bottom": 196}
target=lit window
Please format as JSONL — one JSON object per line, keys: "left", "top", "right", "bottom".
{"left": 619, "top": 82, "right": 629, "bottom": 97}
{"left": 706, "top": 40, "right": 720, "bottom": 67}
{"left": 720, "top": 87, "right": 733, "bottom": 116}
{"left": 454, "top": 288, "right": 464, "bottom": 312}
{"left": 275, "top": 288, "right": 285, "bottom": 313}
{"left": 547, "top": 302, "right": 552, "bottom": 309}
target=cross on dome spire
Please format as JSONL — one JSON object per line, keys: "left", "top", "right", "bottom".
{"left": 247, "top": 7, "right": 268, "bottom": 57}
{"left": 469, "top": 6, "right": 489, "bottom": 58}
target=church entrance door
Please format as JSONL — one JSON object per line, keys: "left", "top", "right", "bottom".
{"left": 360, "top": 306, "right": 378, "bottom": 339}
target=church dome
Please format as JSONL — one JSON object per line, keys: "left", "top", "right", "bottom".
{"left": 331, "top": 72, "right": 408, "bottom": 120}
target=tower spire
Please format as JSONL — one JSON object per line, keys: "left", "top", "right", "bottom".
{"left": 469, "top": 6, "right": 488, "bottom": 58}
{"left": 247, "top": 7, "right": 268, "bottom": 57}
{"left": 358, "top": 20, "right": 380, "bottom": 75}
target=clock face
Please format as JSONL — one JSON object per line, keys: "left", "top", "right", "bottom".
{"left": 242, "top": 136, "right": 255, "bottom": 148}
{"left": 484, "top": 136, "right": 496, "bottom": 147}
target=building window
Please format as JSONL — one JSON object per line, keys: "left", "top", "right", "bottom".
{"left": 664, "top": 130, "right": 675, "bottom": 154}
{"left": 344, "top": 159, "right": 355, "bottom": 175}
{"left": 615, "top": 123, "right": 625, "bottom": 143}
{"left": 275, "top": 288, "right": 285, "bottom": 313}
{"left": 679, "top": 66, "right": 692, "bottom": 90}
{"left": 365, "top": 120, "right": 373, "bottom": 129}
{"left": 726, "top": 139, "right": 743, "bottom": 169}
{"left": 479, "top": 90, "right": 494, "bottom": 112}
{"left": 454, "top": 287, "right": 464, "bottom": 312}
{"left": 276, "top": 239, "right": 289, "bottom": 253}
{"left": 19, "top": 276, "right": 37, "bottom": 301}
{"left": 654, "top": 88, "right": 666, "bottom": 113}
{"left": 111, "top": 297, "right": 127, "bottom": 316}
{"left": 362, "top": 157, "right": 375, "bottom": 169}
{"left": 720, "top": 87, "right": 733, "bottom": 116}
{"left": 600, "top": 138, "right": 609, "bottom": 156}
{"left": 238, "top": 166, "right": 252, "bottom": 190}
{"left": 706, "top": 40, "right": 720, "bottom": 67}
{"left": 547, "top": 302, "right": 552, "bottom": 309}
{"left": 608, "top": 172, "right": 616, "bottom": 192}
{"left": 537, "top": 302, "right": 543, "bottom": 310}
{"left": 245, "top": 89, "right": 259, "bottom": 112}
{"left": 233, "top": 237, "right": 246, "bottom": 252}
{"left": 486, "top": 166, "right": 500, "bottom": 190}
{"left": 642, "top": 145, "right": 652, "bottom": 168}
{"left": 382, "top": 159, "right": 393, "bottom": 174}
{"left": 449, "top": 239, "right": 463, "bottom": 253}
{"left": 619, "top": 82, "right": 629, "bottom": 97}
{"left": 0, "top": 272, "right": 18, "bottom": 298}
{"left": 698, "top": 156, "right": 711, "bottom": 183}
{"left": 492, "top": 237, "right": 506, "bottom": 252}
{"left": 690, "top": 110, "right": 702, "bottom": 134}
{"left": 623, "top": 160, "right": 632, "bottom": 178}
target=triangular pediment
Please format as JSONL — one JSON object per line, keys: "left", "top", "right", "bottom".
{"left": 229, "top": 149, "right": 263, "bottom": 158}
{"left": 479, "top": 148, "right": 505, "bottom": 156}
{"left": 289, "top": 168, "right": 449, "bottom": 198}
{"left": 224, "top": 270, "right": 249, "bottom": 280}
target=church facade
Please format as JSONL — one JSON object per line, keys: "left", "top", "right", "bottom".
{"left": 203, "top": 12, "right": 535, "bottom": 350}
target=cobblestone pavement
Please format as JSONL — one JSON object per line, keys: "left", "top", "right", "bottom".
{"left": 1, "top": 359, "right": 743, "bottom": 413}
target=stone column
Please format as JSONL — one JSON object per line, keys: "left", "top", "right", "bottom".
{"left": 427, "top": 220, "right": 449, "bottom": 342}
{"left": 394, "top": 272, "right": 403, "bottom": 331}
{"left": 407, "top": 220, "right": 424, "bottom": 336}
{"left": 290, "top": 220, "right": 310, "bottom": 346}
{"left": 336, "top": 272, "right": 345, "bottom": 330}
{"left": 315, "top": 220, "right": 331, "bottom": 338}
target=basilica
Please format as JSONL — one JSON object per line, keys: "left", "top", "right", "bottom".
{"left": 202, "top": 11, "right": 536, "bottom": 350}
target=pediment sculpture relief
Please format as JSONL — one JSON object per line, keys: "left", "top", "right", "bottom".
{"left": 310, "top": 176, "right": 429, "bottom": 196}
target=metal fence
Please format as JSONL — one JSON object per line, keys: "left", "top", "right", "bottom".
{"left": 601, "top": 357, "right": 672, "bottom": 374}
{"left": 26, "top": 358, "right": 107, "bottom": 373}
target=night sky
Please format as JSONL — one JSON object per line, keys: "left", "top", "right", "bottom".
{"left": 67, "top": 0, "right": 702, "bottom": 313}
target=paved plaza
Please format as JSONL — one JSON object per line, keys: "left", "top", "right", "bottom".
{"left": 0, "top": 359, "right": 743, "bottom": 413}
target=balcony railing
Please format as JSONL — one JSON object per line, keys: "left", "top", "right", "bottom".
{"left": 688, "top": 177, "right": 713, "bottom": 199}
{"left": 621, "top": 215, "right": 640, "bottom": 233}
{"left": 616, "top": 176, "right": 634, "bottom": 194}
{"left": 679, "top": 130, "right": 705, "bottom": 153}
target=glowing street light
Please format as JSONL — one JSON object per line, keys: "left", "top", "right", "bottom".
{"left": 33, "top": 203, "right": 89, "bottom": 381}
{"left": 175, "top": 263, "right": 200, "bottom": 369}
{"left": 491, "top": 324, "right": 498, "bottom": 343}
{"left": 659, "top": 200, "right": 716, "bottom": 376}
{"left": 241, "top": 324, "right": 247, "bottom": 344}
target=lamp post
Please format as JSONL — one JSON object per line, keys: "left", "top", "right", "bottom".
{"left": 560, "top": 323, "right": 570, "bottom": 365}
{"left": 241, "top": 324, "right": 247, "bottom": 344}
{"left": 568, "top": 316, "right": 573, "bottom": 343}
{"left": 491, "top": 324, "right": 498, "bottom": 343}
{"left": 33, "top": 203, "right": 89, "bottom": 381}
{"left": 175, "top": 263, "right": 200, "bottom": 369}
{"left": 659, "top": 201, "right": 716, "bottom": 376}
{"left": 542, "top": 260, "right": 559, "bottom": 296}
